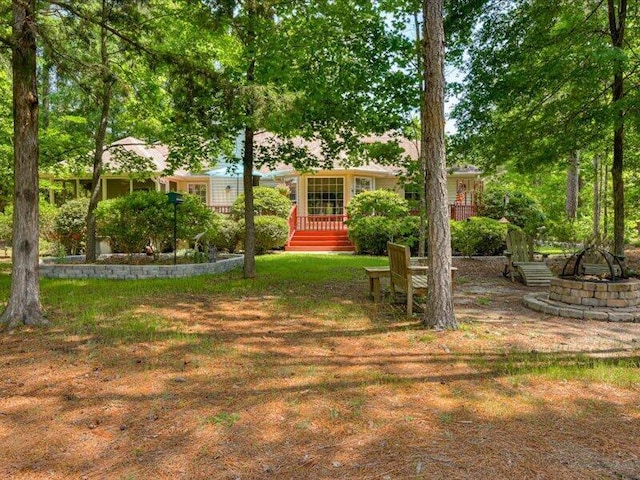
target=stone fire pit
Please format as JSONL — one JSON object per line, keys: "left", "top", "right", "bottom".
{"left": 549, "top": 277, "right": 640, "bottom": 308}
{"left": 523, "top": 246, "right": 640, "bottom": 322}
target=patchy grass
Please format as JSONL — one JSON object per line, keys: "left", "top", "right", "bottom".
{"left": 0, "top": 253, "right": 639, "bottom": 479}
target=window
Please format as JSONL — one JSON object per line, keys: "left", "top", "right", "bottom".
{"left": 354, "top": 177, "right": 373, "bottom": 195}
{"left": 285, "top": 179, "right": 297, "bottom": 204}
{"left": 188, "top": 183, "right": 208, "bottom": 204}
{"left": 307, "top": 177, "right": 344, "bottom": 215}
{"left": 404, "top": 183, "right": 421, "bottom": 202}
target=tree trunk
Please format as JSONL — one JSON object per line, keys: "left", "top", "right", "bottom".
{"left": 592, "top": 154, "right": 601, "bottom": 242}
{"left": 421, "top": 0, "right": 456, "bottom": 330}
{"left": 565, "top": 151, "right": 579, "bottom": 220}
{"left": 242, "top": 1, "right": 257, "bottom": 278}
{"left": 607, "top": 0, "right": 626, "bottom": 258}
{"left": 414, "top": 10, "right": 427, "bottom": 258}
{"left": 1, "top": 0, "right": 48, "bottom": 329}
{"left": 603, "top": 159, "right": 609, "bottom": 238}
{"left": 85, "top": 4, "right": 113, "bottom": 263}
{"left": 243, "top": 125, "right": 256, "bottom": 278}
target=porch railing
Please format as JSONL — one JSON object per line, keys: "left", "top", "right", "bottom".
{"left": 208, "top": 205, "right": 232, "bottom": 214}
{"left": 286, "top": 204, "right": 476, "bottom": 241}
{"left": 287, "top": 205, "right": 298, "bottom": 243}
{"left": 450, "top": 204, "right": 477, "bottom": 221}
{"left": 296, "top": 214, "right": 348, "bottom": 231}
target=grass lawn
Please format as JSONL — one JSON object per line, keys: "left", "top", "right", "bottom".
{"left": 0, "top": 253, "right": 639, "bottom": 479}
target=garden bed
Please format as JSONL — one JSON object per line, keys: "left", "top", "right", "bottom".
{"left": 39, "top": 253, "right": 243, "bottom": 279}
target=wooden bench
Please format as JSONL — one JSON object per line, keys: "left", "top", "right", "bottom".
{"left": 365, "top": 259, "right": 457, "bottom": 306}
{"left": 364, "top": 266, "right": 390, "bottom": 303}
{"left": 387, "top": 242, "right": 457, "bottom": 318}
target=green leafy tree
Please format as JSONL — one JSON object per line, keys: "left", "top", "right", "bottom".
{"left": 40, "top": 1, "right": 175, "bottom": 262}
{"left": 168, "top": 0, "right": 415, "bottom": 278}
{"left": 53, "top": 198, "right": 90, "bottom": 255}
{"left": 479, "top": 186, "right": 546, "bottom": 236}
{"left": 451, "top": 0, "right": 638, "bottom": 256}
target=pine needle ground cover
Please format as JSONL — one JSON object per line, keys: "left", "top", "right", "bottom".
{"left": 0, "top": 254, "right": 638, "bottom": 479}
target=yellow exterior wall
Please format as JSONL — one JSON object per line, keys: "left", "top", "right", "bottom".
{"left": 291, "top": 171, "right": 481, "bottom": 216}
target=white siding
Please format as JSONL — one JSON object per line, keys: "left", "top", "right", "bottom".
{"left": 210, "top": 177, "right": 243, "bottom": 206}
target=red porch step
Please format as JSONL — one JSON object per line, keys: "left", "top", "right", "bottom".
{"left": 286, "top": 230, "right": 355, "bottom": 252}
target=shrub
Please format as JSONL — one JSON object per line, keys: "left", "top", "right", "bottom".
{"left": 39, "top": 200, "right": 59, "bottom": 242}
{"left": 231, "top": 186, "right": 292, "bottom": 220}
{"left": 346, "top": 190, "right": 417, "bottom": 255}
{"left": 0, "top": 208, "right": 12, "bottom": 245}
{"left": 238, "top": 215, "right": 288, "bottom": 254}
{"left": 348, "top": 216, "right": 420, "bottom": 255}
{"left": 346, "top": 190, "right": 409, "bottom": 221}
{"left": 478, "top": 187, "right": 546, "bottom": 236}
{"left": 53, "top": 198, "right": 90, "bottom": 254}
{"left": 96, "top": 191, "right": 213, "bottom": 255}
{"left": 204, "top": 216, "right": 242, "bottom": 253}
{"left": 450, "top": 217, "right": 509, "bottom": 256}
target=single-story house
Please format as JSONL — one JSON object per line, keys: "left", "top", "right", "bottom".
{"left": 42, "top": 137, "right": 262, "bottom": 213}
{"left": 43, "top": 135, "right": 482, "bottom": 251}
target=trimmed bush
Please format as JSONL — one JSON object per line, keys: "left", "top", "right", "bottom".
{"left": 346, "top": 190, "right": 417, "bottom": 255}
{"left": 1, "top": 201, "right": 61, "bottom": 254}
{"left": 54, "top": 198, "right": 90, "bottom": 254}
{"left": 40, "top": 200, "right": 59, "bottom": 243}
{"left": 96, "top": 191, "right": 213, "bottom": 255}
{"left": 450, "top": 217, "right": 509, "bottom": 256}
{"left": 346, "top": 190, "right": 409, "bottom": 220}
{"left": 238, "top": 215, "right": 288, "bottom": 254}
{"left": 348, "top": 216, "right": 420, "bottom": 255}
{"left": 205, "top": 216, "right": 242, "bottom": 253}
{"left": 231, "top": 186, "right": 292, "bottom": 220}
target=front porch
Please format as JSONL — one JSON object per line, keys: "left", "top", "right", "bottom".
{"left": 284, "top": 204, "right": 478, "bottom": 251}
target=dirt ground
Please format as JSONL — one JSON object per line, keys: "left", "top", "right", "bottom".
{"left": 0, "top": 253, "right": 639, "bottom": 479}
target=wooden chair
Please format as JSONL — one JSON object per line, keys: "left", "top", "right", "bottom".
{"left": 388, "top": 242, "right": 428, "bottom": 317}
{"left": 387, "top": 243, "right": 458, "bottom": 317}
{"left": 503, "top": 230, "right": 553, "bottom": 286}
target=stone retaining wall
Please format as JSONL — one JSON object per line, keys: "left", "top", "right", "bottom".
{"left": 549, "top": 277, "right": 640, "bottom": 308}
{"left": 39, "top": 255, "right": 243, "bottom": 280}
{"left": 523, "top": 293, "right": 640, "bottom": 322}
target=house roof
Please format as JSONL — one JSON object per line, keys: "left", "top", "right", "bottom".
{"left": 103, "top": 137, "right": 195, "bottom": 176}
{"left": 49, "top": 135, "right": 480, "bottom": 181}
{"left": 254, "top": 132, "right": 480, "bottom": 179}
{"left": 206, "top": 162, "right": 263, "bottom": 178}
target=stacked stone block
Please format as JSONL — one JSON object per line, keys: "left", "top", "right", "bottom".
{"left": 39, "top": 256, "right": 243, "bottom": 280}
{"left": 549, "top": 278, "right": 640, "bottom": 308}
